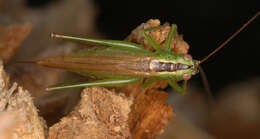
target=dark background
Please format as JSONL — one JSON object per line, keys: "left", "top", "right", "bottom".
{"left": 26, "top": 0, "right": 259, "bottom": 95}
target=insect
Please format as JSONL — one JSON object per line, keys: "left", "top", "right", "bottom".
{"left": 29, "top": 12, "right": 259, "bottom": 95}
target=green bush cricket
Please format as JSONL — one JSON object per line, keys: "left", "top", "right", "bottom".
{"left": 31, "top": 12, "right": 259, "bottom": 95}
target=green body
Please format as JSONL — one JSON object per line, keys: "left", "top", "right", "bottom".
{"left": 40, "top": 24, "right": 199, "bottom": 95}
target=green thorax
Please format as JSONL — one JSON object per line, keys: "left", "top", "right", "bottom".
{"left": 154, "top": 51, "right": 199, "bottom": 80}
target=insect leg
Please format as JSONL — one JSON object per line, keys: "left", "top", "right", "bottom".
{"left": 141, "top": 78, "right": 158, "bottom": 88}
{"left": 167, "top": 79, "right": 187, "bottom": 95}
{"left": 165, "top": 24, "right": 178, "bottom": 51}
{"left": 140, "top": 27, "right": 163, "bottom": 52}
{"left": 51, "top": 33, "right": 147, "bottom": 52}
{"left": 47, "top": 77, "right": 142, "bottom": 91}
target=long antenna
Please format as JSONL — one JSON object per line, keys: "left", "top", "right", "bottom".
{"left": 200, "top": 11, "right": 259, "bottom": 64}
{"left": 198, "top": 66, "right": 212, "bottom": 100}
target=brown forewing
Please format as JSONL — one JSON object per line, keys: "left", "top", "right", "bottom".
{"left": 37, "top": 53, "right": 160, "bottom": 77}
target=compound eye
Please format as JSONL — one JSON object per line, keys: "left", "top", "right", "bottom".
{"left": 184, "top": 54, "right": 192, "bottom": 61}
{"left": 182, "top": 73, "right": 191, "bottom": 80}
